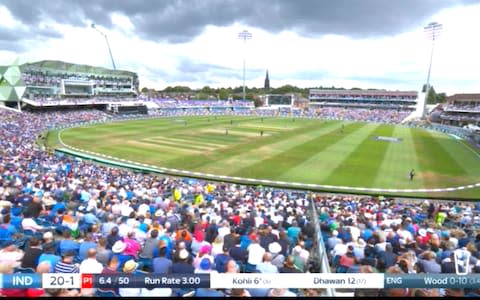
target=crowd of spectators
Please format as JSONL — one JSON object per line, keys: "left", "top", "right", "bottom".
{"left": 314, "top": 107, "right": 411, "bottom": 124}
{"left": 316, "top": 195, "right": 480, "bottom": 297}
{"left": 444, "top": 103, "right": 480, "bottom": 113}
{"left": 21, "top": 71, "right": 132, "bottom": 88}
{"left": 440, "top": 112, "right": 480, "bottom": 123}
{"left": 0, "top": 108, "right": 323, "bottom": 297}
{"left": 149, "top": 99, "right": 254, "bottom": 109}
{"left": 0, "top": 106, "right": 479, "bottom": 297}
{"left": 26, "top": 96, "right": 139, "bottom": 106}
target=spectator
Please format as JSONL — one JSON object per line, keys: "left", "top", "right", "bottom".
{"left": 153, "top": 242, "right": 172, "bottom": 274}
{"left": 79, "top": 233, "right": 97, "bottom": 260}
{"left": 269, "top": 242, "right": 285, "bottom": 269}
{"left": 0, "top": 241, "right": 24, "bottom": 266}
{"left": 21, "top": 236, "right": 43, "bottom": 270}
{"left": 38, "top": 242, "right": 60, "bottom": 272}
{"left": 418, "top": 250, "right": 441, "bottom": 274}
{"left": 256, "top": 252, "right": 278, "bottom": 273}
{"left": 118, "top": 260, "right": 141, "bottom": 297}
{"left": 101, "top": 255, "right": 120, "bottom": 295}
{"left": 195, "top": 257, "right": 218, "bottom": 274}
{"left": 55, "top": 250, "right": 79, "bottom": 273}
{"left": 106, "top": 226, "right": 121, "bottom": 250}
{"left": 279, "top": 256, "right": 302, "bottom": 273}
{"left": 79, "top": 248, "right": 103, "bottom": 273}
{"left": 96, "top": 237, "right": 112, "bottom": 266}
{"left": 246, "top": 234, "right": 265, "bottom": 272}
{"left": 123, "top": 230, "right": 141, "bottom": 259}
{"left": 58, "top": 230, "right": 79, "bottom": 256}
{"left": 172, "top": 249, "right": 194, "bottom": 274}
{"left": 215, "top": 245, "right": 232, "bottom": 273}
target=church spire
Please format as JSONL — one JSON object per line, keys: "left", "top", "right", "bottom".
{"left": 264, "top": 69, "right": 270, "bottom": 91}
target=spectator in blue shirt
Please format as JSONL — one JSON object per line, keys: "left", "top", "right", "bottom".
{"left": 287, "top": 221, "right": 301, "bottom": 246}
{"left": 38, "top": 242, "right": 61, "bottom": 272}
{"left": 79, "top": 233, "right": 97, "bottom": 260}
{"left": 59, "top": 230, "right": 79, "bottom": 256}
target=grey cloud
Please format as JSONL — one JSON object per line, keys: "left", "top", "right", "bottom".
{"left": 0, "top": 26, "right": 62, "bottom": 51}
{"left": 2, "top": 0, "right": 475, "bottom": 44}
{"left": 143, "top": 58, "right": 265, "bottom": 85}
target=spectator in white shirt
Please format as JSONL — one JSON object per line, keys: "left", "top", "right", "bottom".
{"left": 217, "top": 221, "right": 230, "bottom": 239}
{"left": 247, "top": 235, "right": 265, "bottom": 267}
{"left": 22, "top": 216, "right": 43, "bottom": 232}
{"left": 79, "top": 249, "right": 103, "bottom": 273}
{"left": 79, "top": 249, "right": 103, "bottom": 296}
{"left": 137, "top": 200, "right": 150, "bottom": 217}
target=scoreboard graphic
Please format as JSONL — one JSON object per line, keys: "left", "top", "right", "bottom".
{"left": 1, "top": 273, "right": 480, "bottom": 290}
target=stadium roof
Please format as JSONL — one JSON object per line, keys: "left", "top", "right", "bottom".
{"left": 19, "top": 60, "right": 137, "bottom": 78}
{"left": 447, "top": 93, "right": 480, "bottom": 102}
{"left": 309, "top": 89, "right": 418, "bottom": 97}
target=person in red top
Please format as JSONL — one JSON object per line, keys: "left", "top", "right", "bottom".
{"left": 230, "top": 211, "right": 241, "bottom": 226}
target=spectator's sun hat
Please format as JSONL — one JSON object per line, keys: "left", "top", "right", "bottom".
{"left": 179, "top": 249, "right": 189, "bottom": 260}
{"left": 418, "top": 229, "right": 427, "bottom": 237}
{"left": 268, "top": 242, "right": 281, "bottom": 254}
{"left": 43, "top": 231, "right": 53, "bottom": 240}
{"left": 112, "top": 241, "right": 127, "bottom": 253}
{"left": 123, "top": 260, "right": 138, "bottom": 273}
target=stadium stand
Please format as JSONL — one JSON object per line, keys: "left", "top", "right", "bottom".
{"left": 435, "top": 94, "right": 480, "bottom": 127}
{"left": 0, "top": 60, "right": 147, "bottom": 115}
{"left": 309, "top": 89, "right": 417, "bottom": 124}
{"left": 0, "top": 105, "right": 479, "bottom": 298}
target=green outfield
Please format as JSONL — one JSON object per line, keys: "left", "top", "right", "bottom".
{"left": 55, "top": 116, "right": 480, "bottom": 199}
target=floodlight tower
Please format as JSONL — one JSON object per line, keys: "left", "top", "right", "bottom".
{"left": 92, "top": 23, "right": 117, "bottom": 70}
{"left": 238, "top": 30, "right": 252, "bottom": 101}
{"left": 423, "top": 21, "right": 442, "bottom": 118}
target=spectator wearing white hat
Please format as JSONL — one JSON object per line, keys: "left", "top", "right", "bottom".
{"left": 118, "top": 260, "right": 141, "bottom": 297}
{"left": 268, "top": 242, "right": 285, "bottom": 268}
{"left": 172, "top": 249, "right": 194, "bottom": 274}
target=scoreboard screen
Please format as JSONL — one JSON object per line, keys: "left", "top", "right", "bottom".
{"left": 267, "top": 94, "right": 293, "bottom": 106}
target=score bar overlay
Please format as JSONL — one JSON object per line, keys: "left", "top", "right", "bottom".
{"left": 0, "top": 273, "right": 479, "bottom": 289}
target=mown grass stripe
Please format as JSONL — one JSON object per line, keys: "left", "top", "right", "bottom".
{"left": 230, "top": 122, "right": 366, "bottom": 179}
{"left": 372, "top": 126, "right": 425, "bottom": 189}
{"left": 280, "top": 123, "right": 379, "bottom": 184}
{"left": 147, "top": 136, "right": 224, "bottom": 149}
{"left": 410, "top": 127, "right": 469, "bottom": 188}
{"left": 322, "top": 124, "right": 394, "bottom": 187}
{"left": 131, "top": 139, "right": 212, "bottom": 152}
{"left": 165, "top": 120, "right": 341, "bottom": 170}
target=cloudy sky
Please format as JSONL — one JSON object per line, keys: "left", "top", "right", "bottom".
{"left": 1, "top": 0, "right": 480, "bottom": 94}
